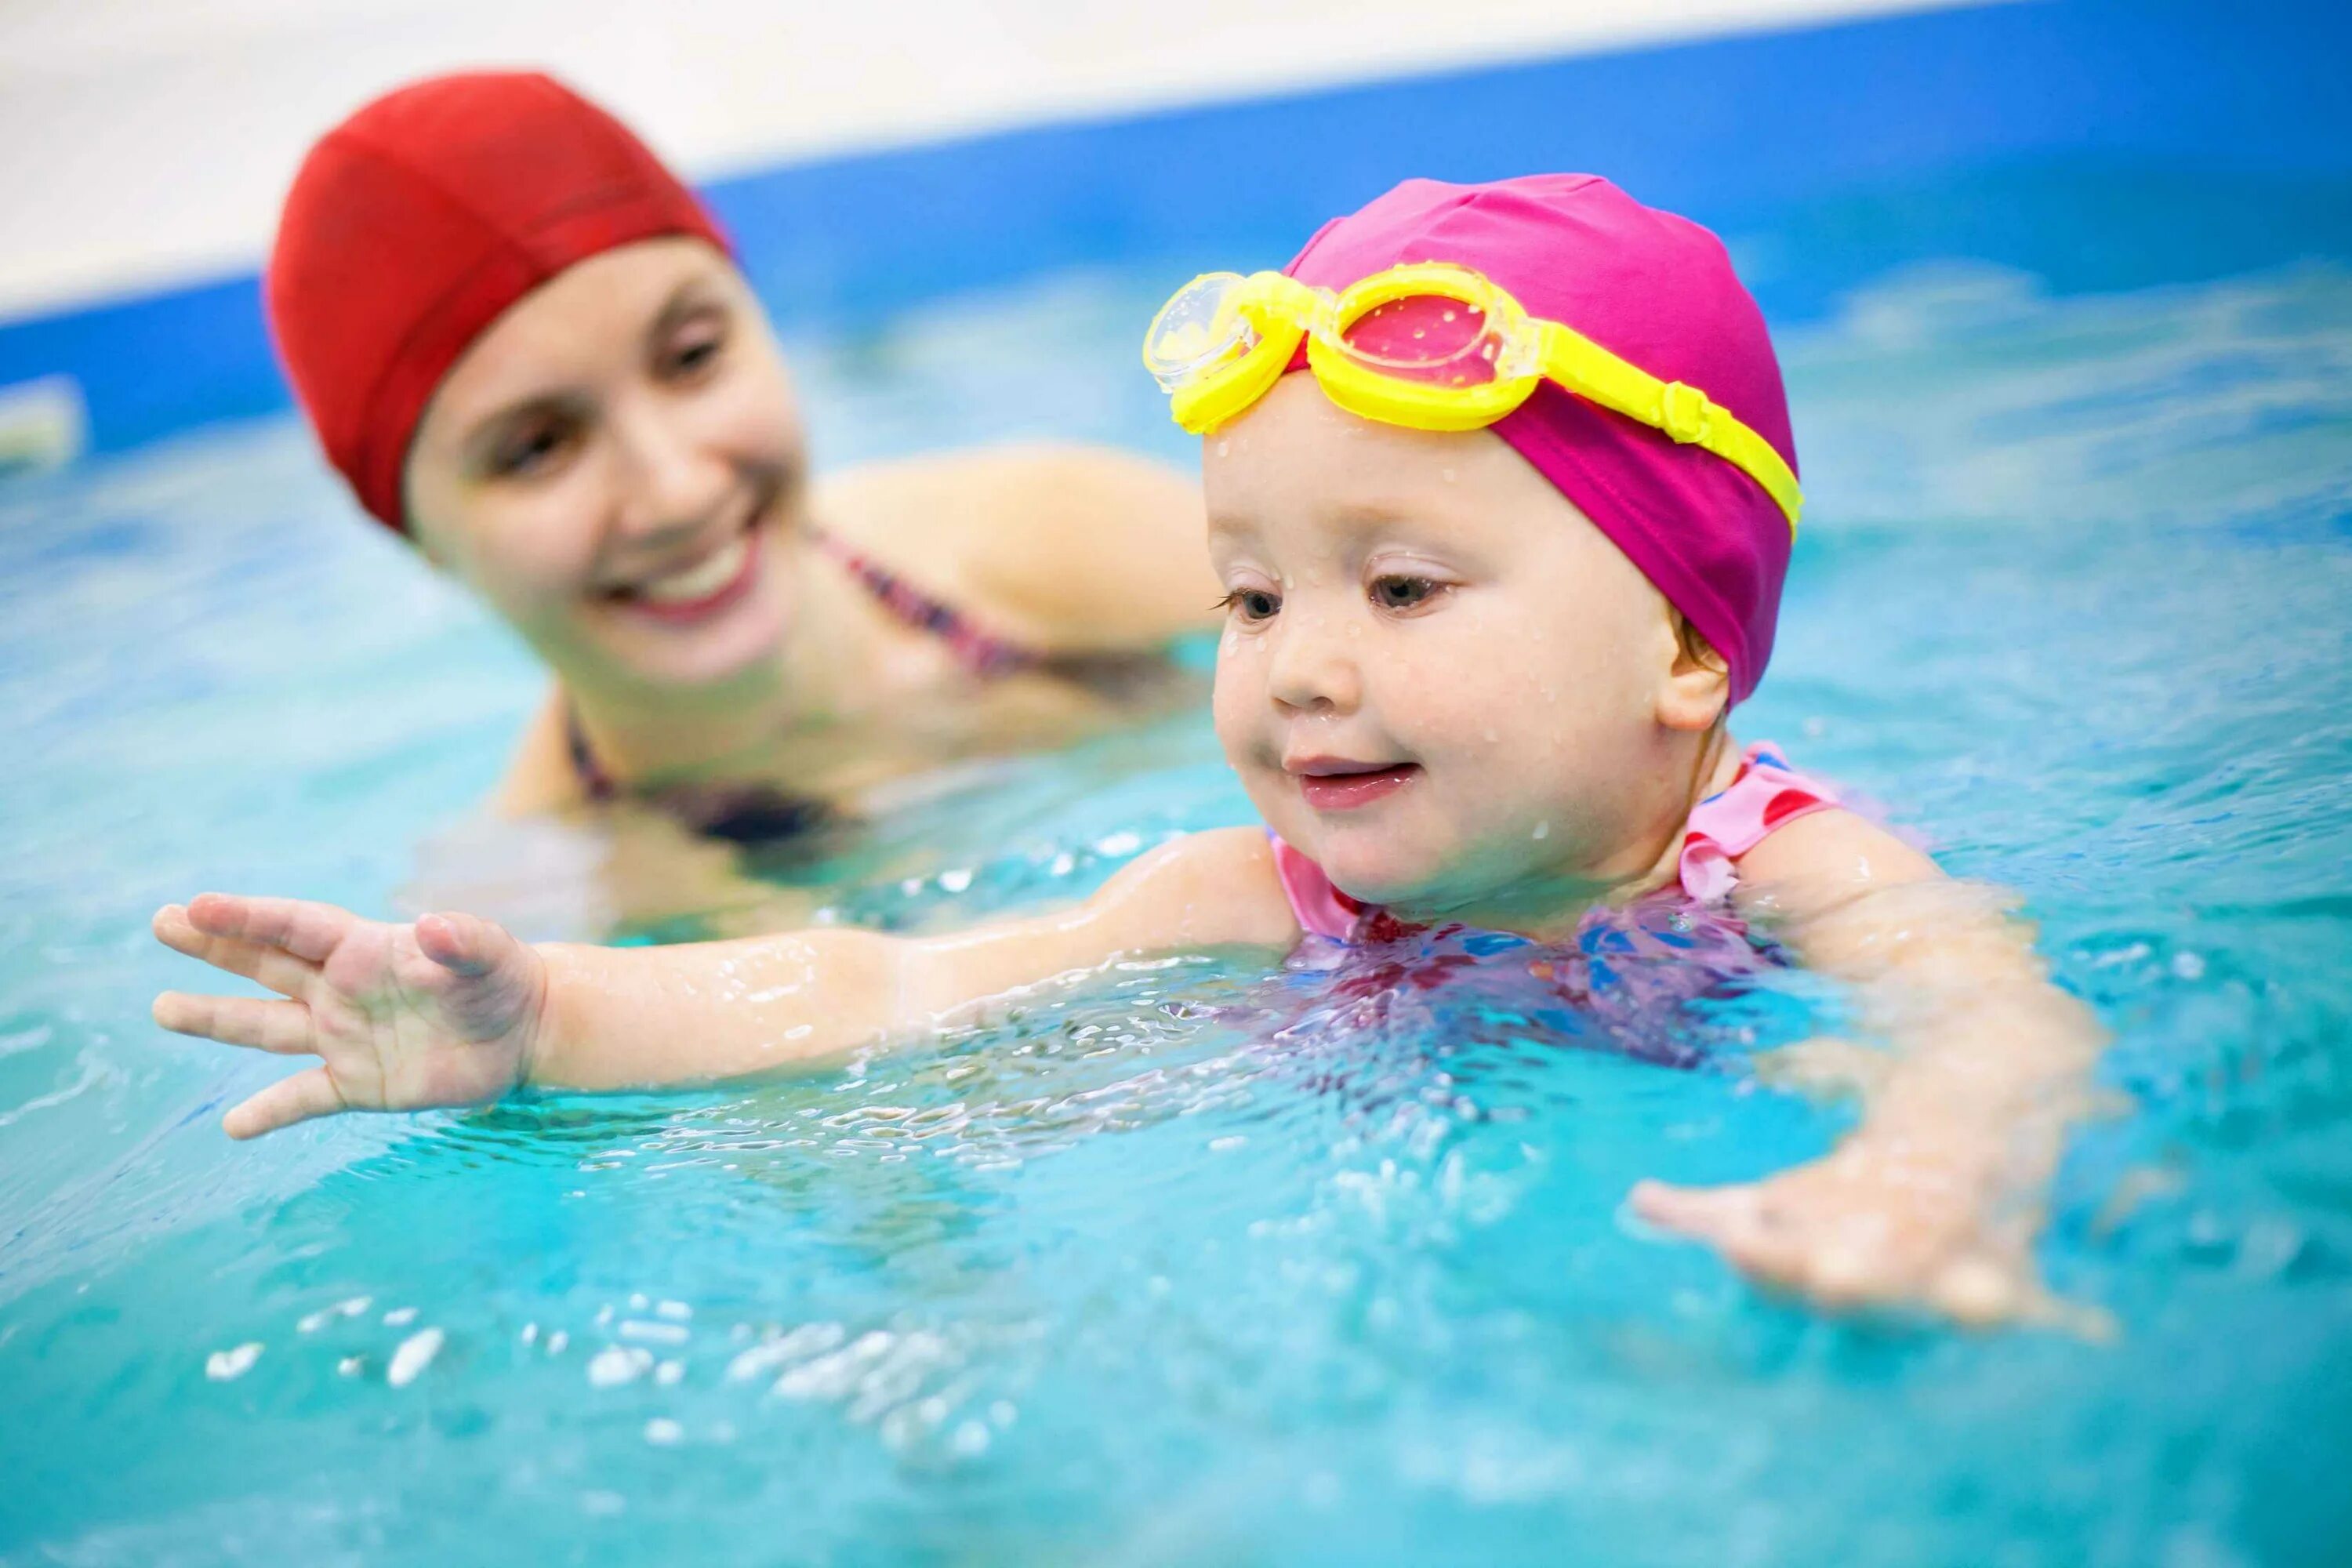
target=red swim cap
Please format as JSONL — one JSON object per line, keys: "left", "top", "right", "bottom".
{"left": 1285, "top": 175, "right": 1798, "bottom": 704}
{"left": 266, "top": 71, "right": 731, "bottom": 532}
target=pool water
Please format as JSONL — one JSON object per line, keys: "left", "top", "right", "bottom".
{"left": 4, "top": 171, "right": 2351, "bottom": 1566}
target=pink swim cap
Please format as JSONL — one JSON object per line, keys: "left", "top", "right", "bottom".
{"left": 1283, "top": 175, "right": 1798, "bottom": 703}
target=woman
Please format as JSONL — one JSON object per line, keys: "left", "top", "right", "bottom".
{"left": 267, "top": 71, "right": 1216, "bottom": 891}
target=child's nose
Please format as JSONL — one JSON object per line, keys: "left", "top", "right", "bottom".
{"left": 1266, "top": 608, "right": 1362, "bottom": 714}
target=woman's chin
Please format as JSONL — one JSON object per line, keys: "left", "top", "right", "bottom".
{"left": 586, "top": 583, "right": 792, "bottom": 694}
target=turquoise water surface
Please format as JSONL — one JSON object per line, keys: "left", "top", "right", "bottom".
{"left": 2, "top": 170, "right": 2350, "bottom": 1565}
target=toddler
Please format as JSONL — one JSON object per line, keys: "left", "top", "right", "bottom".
{"left": 155, "top": 176, "right": 2102, "bottom": 1325}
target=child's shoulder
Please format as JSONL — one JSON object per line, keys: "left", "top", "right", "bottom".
{"left": 1100, "top": 827, "right": 1301, "bottom": 950}
{"left": 1730, "top": 806, "right": 1944, "bottom": 918}
{"left": 1689, "top": 740, "right": 1941, "bottom": 915}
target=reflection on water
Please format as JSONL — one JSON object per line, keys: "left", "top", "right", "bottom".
{"left": 3, "top": 201, "right": 2351, "bottom": 1563}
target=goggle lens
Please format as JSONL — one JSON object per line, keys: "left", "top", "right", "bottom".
{"left": 1332, "top": 293, "right": 1508, "bottom": 387}
{"left": 1143, "top": 272, "right": 1260, "bottom": 391}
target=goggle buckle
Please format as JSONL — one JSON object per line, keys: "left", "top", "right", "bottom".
{"left": 1658, "top": 379, "right": 1715, "bottom": 445}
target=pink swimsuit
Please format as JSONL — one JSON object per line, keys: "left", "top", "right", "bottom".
{"left": 1270, "top": 742, "right": 1840, "bottom": 942}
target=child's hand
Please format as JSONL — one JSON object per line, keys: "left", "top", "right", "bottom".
{"left": 1630, "top": 1134, "right": 2085, "bottom": 1331}
{"left": 152, "top": 894, "right": 549, "bottom": 1139}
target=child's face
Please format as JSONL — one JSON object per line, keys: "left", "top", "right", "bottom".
{"left": 1205, "top": 376, "right": 1719, "bottom": 924}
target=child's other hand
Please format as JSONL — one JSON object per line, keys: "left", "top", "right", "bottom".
{"left": 152, "top": 894, "right": 548, "bottom": 1139}
{"left": 1630, "top": 1135, "right": 2092, "bottom": 1332}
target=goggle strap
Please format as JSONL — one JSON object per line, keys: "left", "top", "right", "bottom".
{"left": 1150, "top": 264, "right": 1804, "bottom": 532}
{"left": 1538, "top": 324, "right": 1802, "bottom": 535}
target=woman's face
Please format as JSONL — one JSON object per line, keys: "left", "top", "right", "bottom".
{"left": 404, "top": 238, "right": 805, "bottom": 702}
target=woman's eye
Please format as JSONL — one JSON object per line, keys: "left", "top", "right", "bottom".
{"left": 489, "top": 419, "right": 575, "bottom": 479}
{"left": 1370, "top": 575, "right": 1439, "bottom": 611}
{"left": 661, "top": 325, "right": 727, "bottom": 381}
{"left": 1222, "top": 588, "right": 1281, "bottom": 622}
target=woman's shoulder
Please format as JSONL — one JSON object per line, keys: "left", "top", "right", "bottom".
{"left": 815, "top": 442, "right": 1218, "bottom": 654}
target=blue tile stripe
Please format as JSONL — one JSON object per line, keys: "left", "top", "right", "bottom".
{"left": 4, "top": 0, "right": 2347, "bottom": 458}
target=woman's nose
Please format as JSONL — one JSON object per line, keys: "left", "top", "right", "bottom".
{"left": 609, "top": 402, "right": 731, "bottom": 542}
{"left": 1265, "top": 607, "right": 1362, "bottom": 715}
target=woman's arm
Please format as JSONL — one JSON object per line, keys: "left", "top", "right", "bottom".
{"left": 1633, "top": 809, "right": 2109, "bottom": 1327}
{"left": 154, "top": 827, "right": 1297, "bottom": 1138}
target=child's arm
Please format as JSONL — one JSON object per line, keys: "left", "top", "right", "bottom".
{"left": 1632, "top": 809, "right": 2107, "bottom": 1327}
{"left": 153, "top": 827, "right": 1298, "bottom": 1139}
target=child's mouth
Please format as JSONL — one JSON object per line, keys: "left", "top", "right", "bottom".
{"left": 1290, "top": 759, "right": 1421, "bottom": 811}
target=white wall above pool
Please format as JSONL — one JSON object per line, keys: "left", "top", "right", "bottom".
{"left": 0, "top": 0, "right": 1991, "bottom": 323}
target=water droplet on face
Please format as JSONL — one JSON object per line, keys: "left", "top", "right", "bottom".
{"left": 1533, "top": 821, "right": 1549, "bottom": 840}
{"left": 1216, "top": 438, "right": 1230, "bottom": 457}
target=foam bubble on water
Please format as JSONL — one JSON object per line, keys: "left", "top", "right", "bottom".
{"left": 205, "top": 1342, "right": 262, "bottom": 1381}
{"left": 296, "top": 1296, "right": 372, "bottom": 1334}
{"left": 727, "top": 1322, "right": 846, "bottom": 1383}
{"left": 644, "top": 1418, "right": 685, "bottom": 1446}
{"left": 588, "top": 1346, "right": 654, "bottom": 1388}
{"left": 387, "top": 1327, "right": 444, "bottom": 1388}
{"left": 381, "top": 1306, "right": 417, "bottom": 1327}
{"left": 619, "top": 1319, "right": 689, "bottom": 1345}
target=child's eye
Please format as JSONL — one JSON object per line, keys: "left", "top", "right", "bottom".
{"left": 1219, "top": 588, "right": 1282, "bottom": 622}
{"left": 1370, "top": 575, "right": 1442, "bottom": 612}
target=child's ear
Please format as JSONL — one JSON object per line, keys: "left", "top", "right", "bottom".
{"left": 1657, "top": 615, "right": 1730, "bottom": 733}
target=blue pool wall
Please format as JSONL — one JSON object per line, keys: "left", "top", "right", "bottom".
{"left": 3, "top": 0, "right": 2349, "bottom": 461}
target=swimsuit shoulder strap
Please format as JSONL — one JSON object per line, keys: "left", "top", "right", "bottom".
{"left": 810, "top": 527, "right": 1045, "bottom": 678}
{"left": 1268, "top": 831, "right": 1366, "bottom": 942}
{"left": 564, "top": 702, "right": 619, "bottom": 801}
{"left": 1676, "top": 741, "right": 1842, "bottom": 903}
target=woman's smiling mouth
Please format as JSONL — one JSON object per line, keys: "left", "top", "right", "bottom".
{"left": 606, "top": 508, "right": 768, "bottom": 627}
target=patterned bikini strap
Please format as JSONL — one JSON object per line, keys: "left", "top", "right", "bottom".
{"left": 565, "top": 702, "right": 619, "bottom": 802}
{"left": 808, "top": 528, "right": 1044, "bottom": 678}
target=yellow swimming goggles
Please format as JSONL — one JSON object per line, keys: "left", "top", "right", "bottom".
{"left": 1142, "top": 262, "right": 1802, "bottom": 533}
